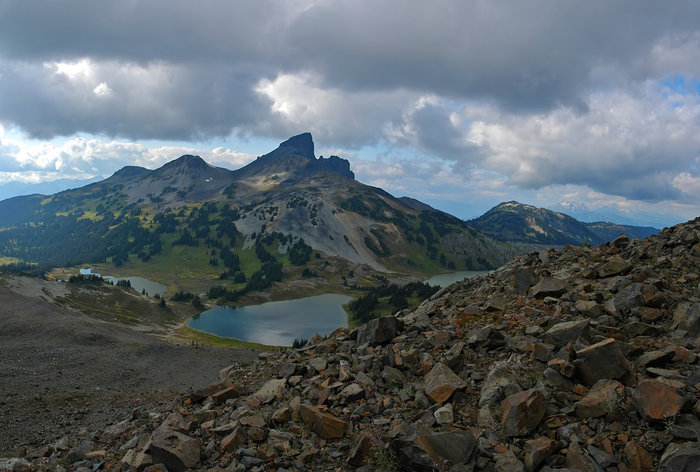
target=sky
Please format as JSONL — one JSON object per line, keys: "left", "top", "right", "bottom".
{"left": 0, "top": 1, "right": 699, "bottom": 227}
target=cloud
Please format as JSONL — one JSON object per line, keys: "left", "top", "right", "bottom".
{"left": 0, "top": 135, "right": 255, "bottom": 184}
{"left": 254, "top": 72, "right": 417, "bottom": 147}
{"left": 0, "top": 59, "right": 271, "bottom": 140}
{"left": 0, "top": 0, "right": 698, "bottom": 221}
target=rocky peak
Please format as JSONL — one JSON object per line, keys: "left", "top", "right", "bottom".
{"left": 157, "top": 155, "right": 211, "bottom": 175}
{"left": 277, "top": 132, "right": 315, "bottom": 159}
{"left": 106, "top": 165, "right": 150, "bottom": 183}
{"left": 236, "top": 133, "right": 354, "bottom": 180}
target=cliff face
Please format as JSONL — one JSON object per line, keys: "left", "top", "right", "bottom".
{"left": 4, "top": 218, "right": 700, "bottom": 471}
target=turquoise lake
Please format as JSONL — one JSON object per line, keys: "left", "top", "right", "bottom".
{"left": 187, "top": 293, "right": 353, "bottom": 346}
{"left": 79, "top": 269, "right": 167, "bottom": 297}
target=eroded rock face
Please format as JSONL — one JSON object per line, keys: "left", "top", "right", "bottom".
{"left": 8, "top": 217, "right": 700, "bottom": 472}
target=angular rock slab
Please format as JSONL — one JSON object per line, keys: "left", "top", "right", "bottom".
{"left": 575, "top": 379, "right": 625, "bottom": 419}
{"left": 542, "top": 320, "right": 590, "bottom": 348}
{"left": 529, "top": 277, "right": 568, "bottom": 299}
{"left": 356, "top": 315, "right": 403, "bottom": 346}
{"left": 392, "top": 430, "right": 478, "bottom": 472}
{"left": 252, "top": 378, "right": 286, "bottom": 402}
{"left": 632, "top": 380, "right": 684, "bottom": 420}
{"left": 423, "top": 362, "right": 467, "bottom": 403}
{"left": 501, "top": 388, "right": 546, "bottom": 437}
{"left": 597, "top": 254, "right": 632, "bottom": 277}
{"left": 299, "top": 404, "right": 348, "bottom": 439}
{"left": 149, "top": 427, "right": 201, "bottom": 472}
{"left": 574, "top": 338, "right": 634, "bottom": 387}
{"left": 524, "top": 436, "right": 560, "bottom": 472}
{"left": 658, "top": 442, "right": 700, "bottom": 472}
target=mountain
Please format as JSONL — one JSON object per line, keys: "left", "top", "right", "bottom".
{"left": 469, "top": 201, "right": 659, "bottom": 246}
{"left": 551, "top": 200, "right": 678, "bottom": 228}
{"left": 0, "top": 176, "right": 103, "bottom": 202}
{"left": 0, "top": 134, "right": 528, "bottom": 292}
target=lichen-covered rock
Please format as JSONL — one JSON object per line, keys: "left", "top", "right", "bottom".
{"left": 632, "top": 380, "right": 684, "bottom": 420}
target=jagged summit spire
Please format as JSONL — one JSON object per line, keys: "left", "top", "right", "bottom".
{"left": 277, "top": 132, "right": 315, "bottom": 159}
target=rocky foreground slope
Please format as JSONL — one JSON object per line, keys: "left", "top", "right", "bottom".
{"left": 3, "top": 218, "right": 700, "bottom": 472}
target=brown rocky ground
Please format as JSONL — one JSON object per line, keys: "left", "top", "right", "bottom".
{"left": 2, "top": 218, "right": 700, "bottom": 472}
{"left": 0, "top": 276, "right": 258, "bottom": 457}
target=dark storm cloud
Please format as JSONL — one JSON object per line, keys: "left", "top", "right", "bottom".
{"left": 0, "top": 0, "right": 698, "bottom": 208}
{"left": 289, "top": 0, "right": 700, "bottom": 109}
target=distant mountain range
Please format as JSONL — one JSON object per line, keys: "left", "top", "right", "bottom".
{"left": 0, "top": 134, "right": 525, "bottom": 288}
{"left": 0, "top": 134, "right": 663, "bottom": 297}
{"left": 468, "top": 201, "right": 659, "bottom": 246}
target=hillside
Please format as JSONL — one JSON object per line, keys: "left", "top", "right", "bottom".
{"left": 3, "top": 217, "right": 698, "bottom": 470}
{"left": 469, "top": 201, "right": 659, "bottom": 246}
{"left": 0, "top": 134, "right": 527, "bottom": 299}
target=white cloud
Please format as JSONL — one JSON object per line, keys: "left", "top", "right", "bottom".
{"left": 0, "top": 135, "right": 255, "bottom": 184}
{"left": 254, "top": 72, "right": 416, "bottom": 147}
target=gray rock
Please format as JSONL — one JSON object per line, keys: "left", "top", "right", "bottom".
{"left": 658, "top": 442, "right": 700, "bottom": 472}
{"left": 356, "top": 316, "right": 403, "bottom": 346}
{"left": 529, "top": 278, "right": 568, "bottom": 299}
{"left": 679, "top": 303, "right": 700, "bottom": 337}
{"left": 393, "top": 430, "right": 478, "bottom": 471}
{"left": 149, "top": 427, "right": 201, "bottom": 472}
{"left": 501, "top": 388, "right": 546, "bottom": 437}
{"left": 542, "top": 320, "right": 590, "bottom": 348}
{"left": 574, "top": 338, "right": 634, "bottom": 387}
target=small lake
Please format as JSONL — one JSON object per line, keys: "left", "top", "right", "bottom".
{"left": 424, "top": 270, "right": 490, "bottom": 288}
{"left": 187, "top": 293, "right": 353, "bottom": 346}
{"left": 80, "top": 268, "right": 167, "bottom": 297}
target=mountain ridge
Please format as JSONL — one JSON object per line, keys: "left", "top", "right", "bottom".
{"left": 469, "top": 200, "right": 659, "bottom": 246}
{"left": 0, "top": 134, "right": 523, "bottom": 290}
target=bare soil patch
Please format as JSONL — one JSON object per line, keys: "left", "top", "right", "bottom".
{"left": 0, "top": 275, "right": 258, "bottom": 455}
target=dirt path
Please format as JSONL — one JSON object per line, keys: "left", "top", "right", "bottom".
{"left": 0, "top": 277, "right": 259, "bottom": 455}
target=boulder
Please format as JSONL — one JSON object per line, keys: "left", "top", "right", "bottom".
{"left": 356, "top": 316, "right": 403, "bottom": 346}
{"left": 575, "top": 379, "right": 626, "bottom": 418}
{"left": 621, "top": 441, "right": 654, "bottom": 472}
{"left": 299, "top": 404, "right": 348, "bottom": 439}
{"left": 523, "top": 436, "right": 560, "bottom": 472}
{"left": 597, "top": 255, "right": 632, "bottom": 277}
{"left": 631, "top": 380, "right": 684, "bottom": 420}
{"left": 529, "top": 278, "right": 568, "bottom": 298}
{"left": 346, "top": 432, "right": 375, "bottom": 466}
{"left": 211, "top": 383, "right": 246, "bottom": 404}
{"left": 148, "top": 427, "right": 201, "bottom": 472}
{"left": 512, "top": 268, "right": 539, "bottom": 295}
{"left": 392, "top": 430, "right": 478, "bottom": 471}
{"left": 543, "top": 320, "right": 590, "bottom": 348}
{"left": 565, "top": 441, "right": 601, "bottom": 472}
{"left": 220, "top": 427, "right": 246, "bottom": 452}
{"left": 575, "top": 299, "right": 603, "bottom": 318}
{"left": 679, "top": 303, "right": 700, "bottom": 337}
{"left": 658, "top": 442, "right": 700, "bottom": 472}
{"left": 501, "top": 388, "right": 546, "bottom": 437}
{"left": 574, "top": 338, "right": 634, "bottom": 386}
{"left": 252, "top": 378, "right": 286, "bottom": 402}
{"left": 423, "top": 362, "right": 467, "bottom": 403}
